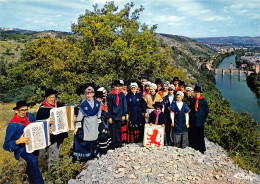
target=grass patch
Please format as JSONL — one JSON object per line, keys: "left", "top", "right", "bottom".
{"left": 0, "top": 103, "right": 82, "bottom": 183}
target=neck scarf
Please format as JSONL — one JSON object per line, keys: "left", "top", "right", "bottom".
{"left": 42, "top": 100, "right": 56, "bottom": 108}
{"left": 194, "top": 96, "right": 203, "bottom": 111}
{"left": 111, "top": 89, "right": 121, "bottom": 106}
{"left": 10, "top": 114, "right": 30, "bottom": 126}
{"left": 154, "top": 109, "right": 162, "bottom": 125}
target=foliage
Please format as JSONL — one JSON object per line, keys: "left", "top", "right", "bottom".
{"left": 202, "top": 75, "right": 260, "bottom": 173}
{"left": 0, "top": 30, "right": 37, "bottom": 42}
{"left": 41, "top": 133, "right": 82, "bottom": 183}
{"left": 0, "top": 2, "right": 181, "bottom": 105}
{"left": 247, "top": 73, "right": 260, "bottom": 98}
{"left": 212, "top": 52, "right": 235, "bottom": 68}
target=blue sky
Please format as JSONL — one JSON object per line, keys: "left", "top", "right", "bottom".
{"left": 0, "top": 0, "right": 259, "bottom": 37}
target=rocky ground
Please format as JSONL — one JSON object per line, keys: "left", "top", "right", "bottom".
{"left": 68, "top": 139, "right": 260, "bottom": 184}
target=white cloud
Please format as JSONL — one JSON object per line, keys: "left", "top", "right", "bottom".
{"left": 202, "top": 15, "right": 229, "bottom": 22}
{"left": 227, "top": 0, "right": 260, "bottom": 19}
{"left": 152, "top": 15, "right": 185, "bottom": 23}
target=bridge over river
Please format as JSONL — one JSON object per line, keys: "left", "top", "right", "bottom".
{"left": 201, "top": 62, "right": 259, "bottom": 77}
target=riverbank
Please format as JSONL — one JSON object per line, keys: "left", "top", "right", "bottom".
{"left": 247, "top": 73, "right": 260, "bottom": 99}
{"left": 215, "top": 55, "right": 260, "bottom": 123}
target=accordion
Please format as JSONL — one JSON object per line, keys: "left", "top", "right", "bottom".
{"left": 50, "top": 106, "right": 75, "bottom": 135}
{"left": 24, "top": 120, "right": 50, "bottom": 153}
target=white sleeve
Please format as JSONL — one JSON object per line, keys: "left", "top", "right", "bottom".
{"left": 170, "top": 111, "right": 174, "bottom": 122}
{"left": 185, "top": 113, "right": 189, "bottom": 125}
{"left": 97, "top": 106, "right": 102, "bottom": 123}
{"left": 75, "top": 110, "right": 84, "bottom": 128}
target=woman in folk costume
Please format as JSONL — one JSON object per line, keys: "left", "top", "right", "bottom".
{"left": 143, "top": 83, "right": 163, "bottom": 123}
{"left": 142, "top": 81, "right": 151, "bottom": 97}
{"left": 73, "top": 86, "right": 101, "bottom": 161}
{"left": 36, "top": 88, "right": 67, "bottom": 169}
{"left": 168, "top": 91, "right": 190, "bottom": 148}
{"left": 183, "top": 86, "right": 193, "bottom": 108}
{"left": 108, "top": 80, "right": 127, "bottom": 149}
{"left": 3, "top": 101, "right": 47, "bottom": 184}
{"left": 162, "top": 84, "right": 176, "bottom": 145}
{"left": 95, "top": 91, "right": 111, "bottom": 155}
{"left": 189, "top": 85, "right": 209, "bottom": 153}
{"left": 97, "top": 87, "right": 108, "bottom": 112}
{"left": 120, "top": 80, "right": 129, "bottom": 144}
{"left": 139, "top": 73, "right": 148, "bottom": 94}
{"left": 126, "top": 82, "right": 146, "bottom": 143}
{"left": 158, "top": 81, "right": 170, "bottom": 98}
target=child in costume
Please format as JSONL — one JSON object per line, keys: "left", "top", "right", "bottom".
{"left": 168, "top": 91, "right": 190, "bottom": 148}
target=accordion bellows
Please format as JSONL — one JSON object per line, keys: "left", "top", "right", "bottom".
{"left": 24, "top": 106, "right": 75, "bottom": 153}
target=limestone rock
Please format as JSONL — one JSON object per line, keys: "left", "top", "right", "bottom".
{"left": 68, "top": 138, "right": 260, "bottom": 184}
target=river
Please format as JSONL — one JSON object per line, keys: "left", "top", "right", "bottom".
{"left": 215, "top": 55, "right": 260, "bottom": 123}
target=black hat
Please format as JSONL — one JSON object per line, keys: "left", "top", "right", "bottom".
{"left": 95, "top": 91, "right": 104, "bottom": 98}
{"left": 179, "top": 80, "right": 185, "bottom": 87}
{"left": 140, "top": 73, "right": 147, "bottom": 79}
{"left": 112, "top": 80, "right": 121, "bottom": 86}
{"left": 194, "top": 85, "right": 202, "bottom": 92}
{"left": 13, "top": 100, "right": 30, "bottom": 110}
{"left": 155, "top": 78, "right": 162, "bottom": 84}
{"left": 152, "top": 101, "right": 163, "bottom": 109}
{"left": 172, "top": 77, "right": 179, "bottom": 82}
{"left": 43, "top": 88, "right": 57, "bottom": 97}
{"left": 123, "top": 80, "right": 129, "bottom": 86}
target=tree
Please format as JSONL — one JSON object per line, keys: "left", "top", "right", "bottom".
{"left": 1, "top": 2, "right": 184, "bottom": 105}
{"left": 71, "top": 2, "right": 172, "bottom": 82}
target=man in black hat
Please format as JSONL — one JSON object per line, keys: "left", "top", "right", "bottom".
{"left": 189, "top": 85, "right": 209, "bottom": 153}
{"left": 172, "top": 77, "right": 180, "bottom": 91}
{"left": 155, "top": 78, "right": 163, "bottom": 92}
{"left": 122, "top": 80, "right": 129, "bottom": 96}
{"left": 108, "top": 80, "right": 127, "bottom": 149}
{"left": 179, "top": 81, "right": 186, "bottom": 93}
{"left": 36, "top": 88, "right": 67, "bottom": 169}
{"left": 3, "top": 101, "right": 45, "bottom": 184}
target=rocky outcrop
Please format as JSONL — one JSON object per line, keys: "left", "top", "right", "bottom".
{"left": 69, "top": 139, "right": 260, "bottom": 184}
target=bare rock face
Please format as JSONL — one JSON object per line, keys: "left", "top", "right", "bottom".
{"left": 68, "top": 140, "right": 260, "bottom": 184}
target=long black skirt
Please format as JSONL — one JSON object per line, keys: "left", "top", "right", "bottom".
{"left": 97, "top": 132, "right": 112, "bottom": 155}
{"left": 188, "top": 126, "right": 206, "bottom": 153}
{"left": 73, "top": 128, "right": 97, "bottom": 161}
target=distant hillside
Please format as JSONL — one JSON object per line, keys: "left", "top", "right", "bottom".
{"left": 157, "top": 33, "right": 217, "bottom": 84}
{"left": 193, "top": 36, "right": 260, "bottom": 46}
{"left": 0, "top": 28, "right": 71, "bottom": 41}
{"left": 158, "top": 33, "right": 216, "bottom": 60}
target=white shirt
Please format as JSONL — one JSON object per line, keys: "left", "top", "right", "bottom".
{"left": 176, "top": 101, "right": 183, "bottom": 110}
{"left": 168, "top": 95, "right": 174, "bottom": 104}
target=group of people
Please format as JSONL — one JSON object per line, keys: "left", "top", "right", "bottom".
{"left": 3, "top": 74, "right": 209, "bottom": 184}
